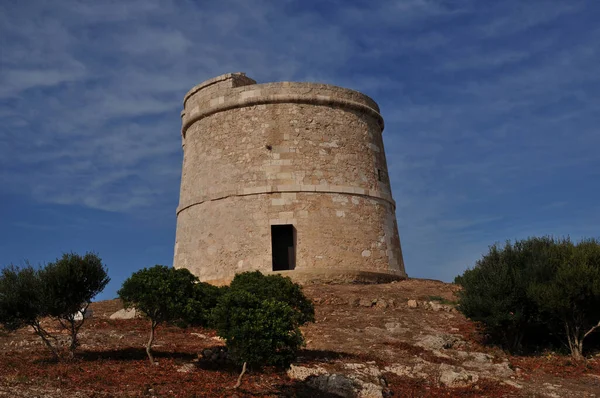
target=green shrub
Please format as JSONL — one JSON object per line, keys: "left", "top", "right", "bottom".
{"left": 456, "top": 236, "right": 600, "bottom": 359}
{"left": 212, "top": 289, "right": 304, "bottom": 368}
{"left": 42, "top": 252, "right": 110, "bottom": 355}
{"left": 227, "top": 271, "right": 314, "bottom": 325}
{"left": 183, "top": 282, "right": 227, "bottom": 327}
{"left": 211, "top": 271, "right": 314, "bottom": 388}
{"left": 455, "top": 241, "right": 544, "bottom": 351}
{"left": 529, "top": 238, "right": 600, "bottom": 359}
{"left": 118, "top": 265, "right": 201, "bottom": 364}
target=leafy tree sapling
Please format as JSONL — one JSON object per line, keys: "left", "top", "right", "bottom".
{"left": 0, "top": 264, "right": 59, "bottom": 359}
{"left": 42, "top": 252, "right": 110, "bottom": 356}
{"left": 118, "top": 265, "right": 199, "bottom": 364}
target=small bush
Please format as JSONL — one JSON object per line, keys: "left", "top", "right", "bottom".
{"left": 212, "top": 271, "right": 314, "bottom": 387}
{"left": 183, "top": 282, "right": 227, "bottom": 327}
{"left": 227, "top": 271, "right": 315, "bottom": 325}
{"left": 212, "top": 289, "right": 304, "bottom": 369}
{"left": 455, "top": 239, "right": 552, "bottom": 352}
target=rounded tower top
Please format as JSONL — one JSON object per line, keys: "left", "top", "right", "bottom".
{"left": 180, "top": 73, "right": 384, "bottom": 141}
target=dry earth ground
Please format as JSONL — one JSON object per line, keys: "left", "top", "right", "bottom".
{"left": 0, "top": 279, "right": 599, "bottom": 397}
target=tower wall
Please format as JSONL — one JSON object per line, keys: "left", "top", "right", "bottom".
{"left": 174, "top": 73, "right": 406, "bottom": 283}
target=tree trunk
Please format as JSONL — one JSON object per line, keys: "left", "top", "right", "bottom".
{"left": 68, "top": 319, "right": 78, "bottom": 359}
{"left": 146, "top": 320, "right": 157, "bottom": 365}
{"left": 233, "top": 362, "right": 247, "bottom": 389}
{"left": 566, "top": 322, "right": 584, "bottom": 361}
{"left": 68, "top": 306, "right": 89, "bottom": 357}
{"left": 31, "top": 322, "right": 59, "bottom": 360}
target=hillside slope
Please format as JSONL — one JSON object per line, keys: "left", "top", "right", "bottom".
{"left": 1, "top": 279, "right": 598, "bottom": 397}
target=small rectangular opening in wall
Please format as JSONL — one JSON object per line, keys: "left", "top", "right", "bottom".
{"left": 377, "top": 169, "right": 382, "bottom": 181}
{"left": 271, "top": 224, "right": 296, "bottom": 271}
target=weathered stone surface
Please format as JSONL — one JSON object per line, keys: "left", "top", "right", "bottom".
{"left": 457, "top": 351, "right": 514, "bottom": 379}
{"left": 438, "top": 364, "right": 479, "bottom": 388}
{"left": 384, "top": 322, "right": 408, "bottom": 334}
{"left": 407, "top": 299, "right": 418, "bottom": 308}
{"left": 415, "top": 334, "right": 463, "bottom": 351}
{"left": 306, "top": 374, "right": 359, "bottom": 398}
{"left": 109, "top": 308, "right": 137, "bottom": 320}
{"left": 291, "top": 364, "right": 384, "bottom": 397}
{"left": 359, "top": 298, "right": 376, "bottom": 308}
{"left": 173, "top": 72, "right": 407, "bottom": 283}
{"left": 374, "top": 299, "right": 388, "bottom": 309}
{"left": 287, "top": 365, "right": 327, "bottom": 381}
{"left": 354, "top": 380, "right": 383, "bottom": 398}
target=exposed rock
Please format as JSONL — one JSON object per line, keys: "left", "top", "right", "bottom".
{"left": 431, "top": 350, "right": 453, "bottom": 359}
{"left": 456, "top": 351, "right": 514, "bottom": 379}
{"left": 407, "top": 299, "right": 418, "bottom": 308}
{"left": 176, "top": 363, "right": 196, "bottom": 373}
{"left": 287, "top": 364, "right": 327, "bottom": 381}
{"left": 353, "top": 380, "right": 383, "bottom": 398}
{"left": 383, "top": 364, "right": 412, "bottom": 377}
{"left": 109, "top": 308, "right": 137, "bottom": 320}
{"left": 292, "top": 364, "right": 384, "bottom": 398}
{"left": 438, "top": 364, "right": 479, "bottom": 388}
{"left": 503, "top": 380, "right": 523, "bottom": 389}
{"left": 374, "top": 299, "right": 388, "bottom": 309}
{"left": 343, "top": 363, "right": 382, "bottom": 378}
{"left": 359, "top": 298, "right": 376, "bottom": 308}
{"left": 306, "top": 374, "right": 359, "bottom": 398}
{"left": 456, "top": 351, "right": 492, "bottom": 363}
{"left": 467, "top": 360, "right": 513, "bottom": 378}
{"left": 415, "top": 334, "right": 462, "bottom": 351}
{"left": 383, "top": 361, "right": 431, "bottom": 380}
{"left": 384, "top": 322, "right": 409, "bottom": 334}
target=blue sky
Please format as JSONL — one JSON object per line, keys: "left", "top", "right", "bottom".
{"left": 1, "top": 0, "right": 598, "bottom": 300}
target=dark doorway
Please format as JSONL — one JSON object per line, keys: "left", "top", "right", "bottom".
{"left": 271, "top": 225, "right": 296, "bottom": 271}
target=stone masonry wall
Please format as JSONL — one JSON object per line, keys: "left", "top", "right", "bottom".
{"left": 174, "top": 73, "right": 407, "bottom": 283}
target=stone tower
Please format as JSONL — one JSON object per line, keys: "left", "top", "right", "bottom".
{"left": 174, "top": 72, "right": 407, "bottom": 283}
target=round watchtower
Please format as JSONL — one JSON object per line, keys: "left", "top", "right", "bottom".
{"left": 174, "top": 72, "right": 407, "bottom": 283}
